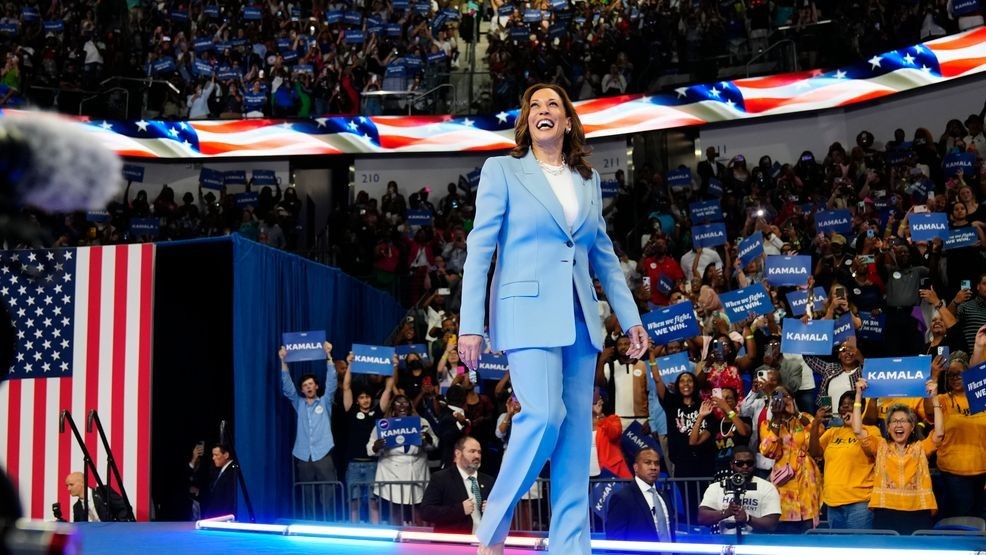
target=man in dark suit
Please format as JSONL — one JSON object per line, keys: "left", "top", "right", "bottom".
{"left": 64, "top": 472, "right": 131, "bottom": 522}
{"left": 420, "top": 436, "right": 494, "bottom": 534}
{"left": 202, "top": 444, "right": 238, "bottom": 518}
{"left": 696, "top": 146, "right": 726, "bottom": 191}
{"left": 605, "top": 447, "right": 676, "bottom": 542}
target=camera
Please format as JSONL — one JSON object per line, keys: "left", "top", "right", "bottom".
{"left": 52, "top": 501, "right": 64, "bottom": 522}
{"left": 716, "top": 469, "right": 755, "bottom": 505}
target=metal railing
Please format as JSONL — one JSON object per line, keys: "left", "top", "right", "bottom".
{"left": 292, "top": 475, "right": 717, "bottom": 532}
{"left": 746, "top": 39, "right": 799, "bottom": 78}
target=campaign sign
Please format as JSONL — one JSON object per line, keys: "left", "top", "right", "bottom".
{"left": 692, "top": 223, "right": 728, "bottom": 248}
{"left": 548, "top": 23, "right": 566, "bottom": 38}
{"left": 153, "top": 57, "right": 176, "bottom": 74}
{"left": 282, "top": 50, "right": 299, "bottom": 63}
{"left": 426, "top": 51, "right": 447, "bottom": 65}
{"left": 833, "top": 312, "right": 855, "bottom": 345}
{"left": 498, "top": 3, "right": 515, "bottom": 15}
{"left": 218, "top": 68, "right": 242, "bottom": 81}
{"left": 591, "top": 471, "right": 624, "bottom": 518}
{"left": 224, "top": 170, "right": 248, "bottom": 186}
{"left": 235, "top": 191, "right": 259, "bottom": 208}
{"left": 765, "top": 255, "right": 811, "bottom": 287}
{"left": 377, "top": 417, "right": 421, "bottom": 449}
{"left": 523, "top": 9, "right": 542, "bottom": 21}
{"left": 129, "top": 217, "right": 160, "bottom": 237}
{"left": 277, "top": 37, "right": 292, "bottom": 52}
{"left": 326, "top": 10, "right": 344, "bottom": 23}
{"left": 858, "top": 313, "right": 885, "bottom": 341}
{"left": 200, "top": 167, "right": 224, "bottom": 189}
{"left": 656, "top": 274, "right": 674, "bottom": 295}
{"left": 815, "top": 209, "right": 852, "bottom": 235}
{"left": 478, "top": 353, "right": 509, "bottom": 380}
{"left": 667, "top": 168, "right": 692, "bottom": 191}
{"left": 122, "top": 164, "right": 144, "bottom": 183}
{"left": 406, "top": 209, "right": 433, "bottom": 227}
{"left": 194, "top": 60, "right": 214, "bottom": 76}
{"left": 204, "top": 4, "right": 219, "bottom": 17}
{"left": 651, "top": 351, "right": 693, "bottom": 383}
{"left": 404, "top": 56, "right": 423, "bottom": 70}
{"left": 86, "top": 210, "right": 110, "bottom": 223}
{"left": 642, "top": 302, "right": 700, "bottom": 345}
{"left": 351, "top": 344, "right": 396, "bottom": 375}
{"left": 719, "top": 283, "right": 773, "bottom": 323}
{"left": 953, "top": 0, "right": 981, "bottom": 15}
{"left": 707, "top": 177, "right": 724, "bottom": 197}
{"left": 862, "top": 356, "right": 930, "bottom": 398}
{"left": 395, "top": 343, "right": 429, "bottom": 364}
{"left": 170, "top": 10, "right": 188, "bottom": 21}
{"left": 509, "top": 26, "right": 528, "bottom": 41}
{"left": 43, "top": 19, "right": 64, "bottom": 32}
{"left": 21, "top": 6, "right": 38, "bottom": 20}
{"left": 785, "top": 287, "right": 828, "bottom": 317}
{"left": 737, "top": 232, "right": 763, "bottom": 267}
{"left": 620, "top": 420, "right": 661, "bottom": 460}
{"left": 909, "top": 212, "right": 949, "bottom": 242}
{"left": 780, "top": 318, "right": 834, "bottom": 355}
{"left": 943, "top": 151, "right": 975, "bottom": 177}
{"left": 252, "top": 169, "right": 277, "bottom": 186}
{"left": 600, "top": 179, "right": 619, "bottom": 198}
{"left": 467, "top": 167, "right": 482, "bottom": 189}
{"left": 386, "top": 23, "right": 402, "bottom": 36}
{"left": 689, "top": 200, "right": 723, "bottom": 224}
{"left": 550, "top": 0, "right": 569, "bottom": 9}
{"left": 242, "top": 7, "right": 262, "bottom": 20}
{"left": 291, "top": 6, "right": 302, "bottom": 19}
{"left": 414, "top": 2, "right": 431, "bottom": 14}
{"left": 0, "top": 22, "right": 18, "bottom": 35}
{"left": 962, "top": 361, "right": 986, "bottom": 414}
{"left": 345, "top": 30, "right": 365, "bottom": 44}
{"left": 944, "top": 226, "right": 980, "bottom": 250}
{"left": 281, "top": 330, "right": 327, "bottom": 362}
{"left": 345, "top": 10, "right": 363, "bottom": 24}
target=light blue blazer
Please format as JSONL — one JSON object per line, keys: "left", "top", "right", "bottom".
{"left": 459, "top": 150, "right": 642, "bottom": 352}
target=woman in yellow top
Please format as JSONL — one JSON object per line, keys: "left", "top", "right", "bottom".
{"left": 759, "top": 386, "right": 822, "bottom": 533}
{"left": 808, "top": 391, "right": 880, "bottom": 529}
{"left": 923, "top": 348, "right": 986, "bottom": 520}
{"left": 853, "top": 374, "right": 944, "bottom": 535}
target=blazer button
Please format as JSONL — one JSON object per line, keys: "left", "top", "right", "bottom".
{"left": 565, "top": 240, "right": 574, "bottom": 247}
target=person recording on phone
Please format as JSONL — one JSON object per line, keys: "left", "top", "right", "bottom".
{"left": 697, "top": 446, "right": 780, "bottom": 534}
{"left": 952, "top": 273, "right": 986, "bottom": 352}
{"left": 739, "top": 365, "right": 781, "bottom": 479}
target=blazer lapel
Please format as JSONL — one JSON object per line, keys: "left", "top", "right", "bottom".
{"left": 570, "top": 171, "right": 593, "bottom": 235}
{"left": 517, "top": 151, "right": 573, "bottom": 240}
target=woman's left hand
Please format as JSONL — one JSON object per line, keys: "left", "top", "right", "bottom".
{"left": 626, "top": 325, "right": 648, "bottom": 360}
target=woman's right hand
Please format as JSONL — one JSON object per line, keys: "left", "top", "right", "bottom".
{"left": 458, "top": 334, "right": 483, "bottom": 370}
{"left": 855, "top": 378, "right": 868, "bottom": 393}
{"left": 372, "top": 438, "right": 385, "bottom": 453}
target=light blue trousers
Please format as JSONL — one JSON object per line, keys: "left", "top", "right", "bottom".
{"left": 476, "top": 307, "right": 597, "bottom": 554}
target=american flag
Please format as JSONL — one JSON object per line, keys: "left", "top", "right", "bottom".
{"left": 7, "top": 26, "right": 978, "bottom": 159}
{"left": 0, "top": 244, "right": 155, "bottom": 521}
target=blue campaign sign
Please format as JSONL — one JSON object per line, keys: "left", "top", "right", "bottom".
{"left": 642, "top": 301, "right": 700, "bottom": 345}
{"left": 962, "top": 361, "right": 986, "bottom": 414}
{"left": 345, "top": 10, "right": 363, "bottom": 24}
{"left": 243, "top": 92, "right": 266, "bottom": 110}
{"left": 170, "top": 10, "right": 188, "bottom": 21}
{"left": 129, "top": 217, "right": 160, "bottom": 237}
{"left": 395, "top": 343, "right": 429, "bottom": 364}
{"left": 689, "top": 200, "right": 723, "bottom": 224}
{"left": 291, "top": 6, "right": 302, "bottom": 19}
{"left": 785, "top": 287, "right": 828, "bottom": 317}
{"left": 862, "top": 356, "right": 931, "bottom": 398}
{"left": 282, "top": 50, "right": 299, "bottom": 63}
{"left": 885, "top": 148, "right": 911, "bottom": 165}
{"left": 656, "top": 274, "right": 674, "bottom": 295}
{"left": 765, "top": 255, "right": 811, "bottom": 286}
{"left": 858, "top": 313, "right": 885, "bottom": 341}
{"left": 909, "top": 212, "right": 949, "bottom": 242}
{"left": 218, "top": 68, "right": 242, "bottom": 81}
{"left": 204, "top": 4, "right": 219, "bottom": 17}
{"left": 122, "top": 164, "right": 144, "bottom": 182}
{"left": 224, "top": 170, "right": 248, "bottom": 186}
{"left": 252, "top": 169, "right": 277, "bottom": 186}
{"left": 943, "top": 151, "right": 976, "bottom": 177}
{"left": 352, "top": 344, "right": 396, "bottom": 375}
{"left": 235, "top": 192, "right": 259, "bottom": 208}
{"left": 692, "top": 222, "right": 728, "bottom": 248}
{"left": 550, "top": 0, "right": 569, "bottom": 9}
{"left": 953, "top": 0, "right": 980, "bottom": 15}
{"left": 326, "top": 10, "right": 344, "bottom": 23}
{"left": 548, "top": 24, "right": 566, "bottom": 38}
{"left": 620, "top": 420, "right": 661, "bottom": 461}
{"left": 426, "top": 51, "right": 447, "bottom": 65}
{"left": 385, "top": 64, "right": 405, "bottom": 78}
{"left": 86, "top": 210, "right": 110, "bottom": 223}
{"left": 667, "top": 168, "right": 692, "bottom": 191}
{"left": 944, "top": 226, "right": 980, "bottom": 250}
{"left": 277, "top": 37, "right": 292, "bottom": 52}
{"left": 651, "top": 351, "right": 693, "bottom": 383}
{"left": 833, "top": 312, "right": 855, "bottom": 345}
{"left": 386, "top": 23, "right": 402, "bottom": 36}
{"left": 0, "top": 22, "right": 18, "bottom": 35}
{"left": 242, "top": 7, "right": 262, "bottom": 19}
{"left": 200, "top": 168, "right": 224, "bottom": 189}
{"left": 707, "top": 177, "right": 724, "bottom": 197}
{"left": 815, "top": 209, "right": 852, "bottom": 234}
{"left": 591, "top": 476, "right": 624, "bottom": 518}
{"left": 21, "top": 6, "right": 39, "bottom": 20}
{"left": 281, "top": 330, "right": 327, "bottom": 362}
{"left": 523, "top": 9, "right": 542, "bottom": 21}
{"left": 406, "top": 209, "right": 433, "bottom": 227}
{"left": 467, "top": 167, "right": 482, "bottom": 189}
{"left": 498, "top": 3, "right": 515, "bottom": 15}
{"left": 194, "top": 60, "right": 214, "bottom": 76}
{"left": 377, "top": 417, "right": 422, "bottom": 449}
{"left": 738, "top": 232, "right": 763, "bottom": 267}
{"left": 509, "top": 26, "right": 528, "bottom": 41}
{"left": 43, "top": 19, "right": 64, "bottom": 32}
{"left": 152, "top": 57, "right": 176, "bottom": 74}
{"left": 780, "top": 318, "right": 834, "bottom": 355}
{"left": 478, "top": 353, "right": 509, "bottom": 380}
{"left": 404, "top": 56, "right": 423, "bottom": 70}
{"left": 719, "top": 283, "right": 773, "bottom": 323}
{"left": 600, "top": 179, "right": 619, "bottom": 198}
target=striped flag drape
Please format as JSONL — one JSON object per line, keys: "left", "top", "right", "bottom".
{"left": 0, "top": 244, "right": 155, "bottom": 521}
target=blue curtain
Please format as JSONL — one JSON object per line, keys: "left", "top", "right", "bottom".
{"left": 229, "top": 235, "right": 403, "bottom": 521}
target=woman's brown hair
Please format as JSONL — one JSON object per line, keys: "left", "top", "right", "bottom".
{"left": 511, "top": 83, "right": 593, "bottom": 180}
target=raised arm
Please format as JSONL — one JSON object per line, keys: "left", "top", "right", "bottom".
{"left": 342, "top": 353, "right": 354, "bottom": 412}
{"left": 279, "top": 346, "right": 300, "bottom": 402}
{"left": 323, "top": 341, "right": 338, "bottom": 399}
{"left": 689, "top": 400, "right": 713, "bottom": 446}
{"left": 852, "top": 378, "right": 875, "bottom": 457}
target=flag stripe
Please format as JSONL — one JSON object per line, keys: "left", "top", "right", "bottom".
{"left": 31, "top": 380, "right": 47, "bottom": 518}
{"left": 57, "top": 376, "right": 72, "bottom": 517}
{"left": 111, "top": 245, "right": 128, "bottom": 495}
{"left": 136, "top": 243, "right": 154, "bottom": 521}
{"left": 85, "top": 248, "right": 103, "bottom": 475}
{"left": 96, "top": 249, "right": 115, "bottom": 479}
{"left": 71, "top": 248, "right": 90, "bottom": 508}
{"left": 123, "top": 248, "right": 140, "bottom": 518}
{"left": 3, "top": 380, "right": 19, "bottom": 497}
{"left": 18, "top": 380, "right": 33, "bottom": 516}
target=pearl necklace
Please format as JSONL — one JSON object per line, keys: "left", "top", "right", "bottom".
{"left": 537, "top": 157, "right": 568, "bottom": 176}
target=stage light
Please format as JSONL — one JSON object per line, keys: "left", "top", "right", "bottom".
{"left": 195, "top": 518, "right": 288, "bottom": 535}
{"left": 287, "top": 523, "right": 399, "bottom": 540}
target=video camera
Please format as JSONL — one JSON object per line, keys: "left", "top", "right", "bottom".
{"left": 715, "top": 469, "right": 756, "bottom": 505}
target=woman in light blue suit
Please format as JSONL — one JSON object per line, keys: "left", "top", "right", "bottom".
{"left": 458, "top": 83, "right": 649, "bottom": 555}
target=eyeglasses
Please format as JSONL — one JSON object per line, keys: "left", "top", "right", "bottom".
{"left": 732, "top": 460, "right": 755, "bottom": 467}
{"left": 889, "top": 418, "right": 911, "bottom": 425}
{"left": 946, "top": 372, "right": 963, "bottom": 378}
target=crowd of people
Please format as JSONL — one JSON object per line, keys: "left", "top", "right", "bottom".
{"left": 301, "top": 106, "right": 986, "bottom": 537}
{"left": 1, "top": 0, "right": 983, "bottom": 117}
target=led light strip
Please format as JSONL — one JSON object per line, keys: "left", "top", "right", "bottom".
{"left": 288, "top": 524, "right": 400, "bottom": 540}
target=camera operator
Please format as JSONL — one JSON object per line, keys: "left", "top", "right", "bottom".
{"left": 697, "top": 446, "right": 780, "bottom": 534}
